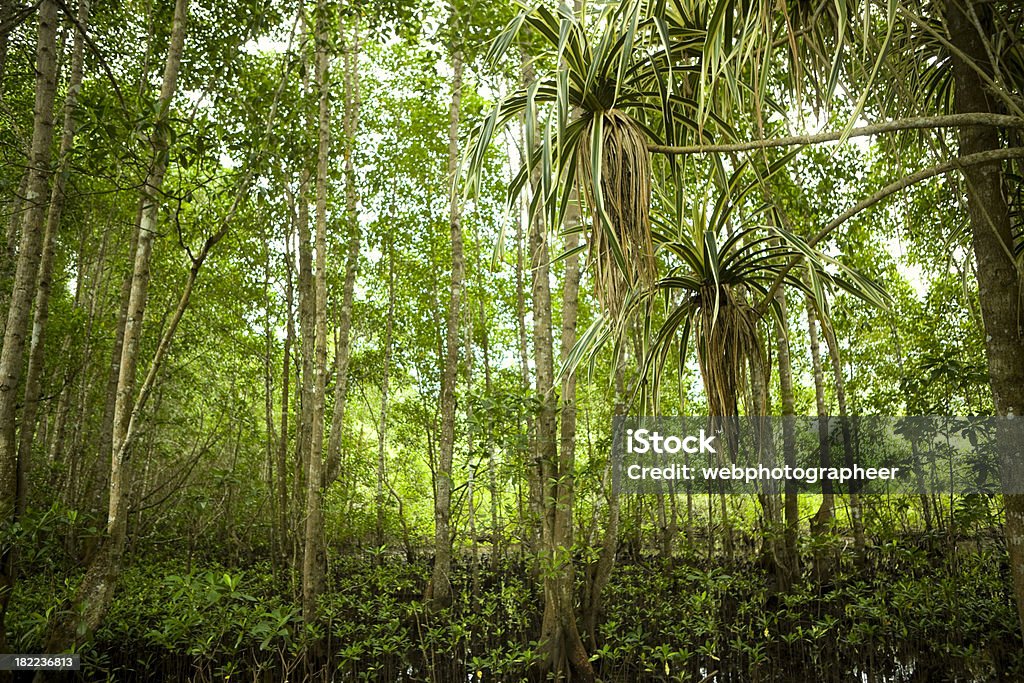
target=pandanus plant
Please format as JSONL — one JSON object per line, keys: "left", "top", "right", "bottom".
{"left": 464, "top": 0, "right": 688, "bottom": 316}
{"left": 465, "top": 0, "right": 891, "bottom": 405}
{"left": 566, "top": 158, "right": 890, "bottom": 414}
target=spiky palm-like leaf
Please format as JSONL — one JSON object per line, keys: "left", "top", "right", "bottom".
{"left": 464, "top": 0, "right": 748, "bottom": 315}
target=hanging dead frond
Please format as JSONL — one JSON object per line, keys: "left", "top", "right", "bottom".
{"left": 694, "top": 283, "right": 764, "bottom": 418}
{"left": 577, "top": 109, "right": 657, "bottom": 317}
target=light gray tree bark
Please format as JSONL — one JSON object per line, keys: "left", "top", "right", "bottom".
{"left": 0, "top": 0, "right": 60, "bottom": 662}
{"left": 36, "top": 0, "right": 190, "bottom": 654}
{"left": 325, "top": 18, "right": 361, "bottom": 487}
{"left": 426, "top": 40, "right": 464, "bottom": 612}
{"left": 16, "top": 0, "right": 91, "bottom": 512}
{"left": 301, "top": 0, "right": 332, "bottom": 623}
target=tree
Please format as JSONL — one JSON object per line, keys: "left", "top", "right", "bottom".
{"left": 300, "top": 0, "right": 332, "bottom": 625}
{"left": 426, "top": 9, "right": 464, "bottom": 613}
{"left": 942, "top": 0, "right": 1024, "bottom": 635}
{"left": 0, "top": 0, "right": 59, "bottom": 660}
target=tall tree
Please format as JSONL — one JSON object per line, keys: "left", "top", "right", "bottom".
{"left": 40, "top": 0, "right": 191, "bottom": 650}
{"left": 426, "top": 15, "right": 464, "bottom": 611}
{"left": 944, "top": 0, "right": 1024, "bottom": 635}
{"left": 806, "top": 294, "right": 835, "bottom": 581}
{"left": 301, "top": 0, "right": 332, "bottom": 623}
{"left": 0, "top": 0, "right": 60, "bottom": 660}
{"left": 16, "top": 0, "right": 91, "bottom": 517}
{"left": 324, "top": 15, "right": 360, "bottom": 487}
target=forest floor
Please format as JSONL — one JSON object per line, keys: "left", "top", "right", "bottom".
{"left": 11, "top": 533, "right": 1023, "bottom": 682}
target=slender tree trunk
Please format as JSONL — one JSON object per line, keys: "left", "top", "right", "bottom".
{"left": 263, "top": 243, "right": 279, "bottom": 571}
{"left": 518, "top": 51, "right": 542, "bottom": 561}
{"left": 749, "top": 329, "right": 787, "bottom": 582}
{"left": 481, "top": 300, "right": 500, "bottom": 570}
{"left": 806, "top": 298, "right": 832, "bottom": 524}
{"left": 301, "top": 0, "right": 331, "bottom": 623}
{"left": 0, "top": 0, "right": 59, "bottom": 661}
{"left": 376, "top": 242, "right": 394, "bottom": 549}
{"left": 110, "top": 0, "right": 187, "bottom": 541}
{"left": 278, "top": 221, "right": 295, "bottom": 563}
{"left": 94, "top": 206, "right": 141, "bottom": 510}
{"left": 48, "top": 232, "right": 224, "bottom": 658}
{"left": 35, "top": 0, "right": 190, "bottom": 655}
{"left": 0, "top": 15, "right": 7, "bottom": 97}
{"left": 16, "top": 0, "right": 91, "bottom": 515}
{"left": 542, "top": 211, "right": 592, "bottom": 680}
{"left": 582, "top": 352, "right": 624, "bottom": 649}
{"left": 889, "top": 324, "right": 933, "bottom": 530}
{"left": 293, "top": 19, "right": 315, "bottom": 549}
{"left": 945, "top": 0, "right": 1024, "bottom": 638}
{"left": 806, "top": 297, "right": 834, "bottom": 583}
{"left": 2, "top": 171, "right": 31, "bottom": 334}
{"left": 533, "top": 180, "right": 593, "bottom": 680}
{"left": 324, "top": 19, "right": 360, "bottom": 487}
{"left": 465, "top": 312, "right": 479, "bottom": 591}
{"left": 820, "top": 321, "right": 865, "bottom": 557}
{"left": 295, "top": 179, "right": 313, "bottom": 545}
{"left": 426, "top": 44, "right": 463, "bottom": 612}
{"left": 774, "top": 289, "right": 799, "bottom": 587}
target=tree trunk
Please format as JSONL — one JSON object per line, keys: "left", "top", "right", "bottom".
{"left": 294, "top": 179, "right": 313, "bottom": 552}
{"left": 426, "top": 44, "right": 463, "bottom": 612}
{"left": 806, "top": 296, "right": 834, "bottom": 583}
{"left": 533, "top": 179, "right": 593, "bottom": 680}
{"left": 582, "top": 352, "right": 624, "bottom": 649}
{"left": 16, "top": 0, "right": 91, "bottom": 517}
{"left": 376, "top": 241, "right": 395, "bottom": 549}
{"left": 93, "top": 205, "right": 141, "bottom": 512}
{"left": 749, "top": 328, "right": 788, "bottom": 584}
{"left": 2, "top": 171, "right": 30, "bottom": 336}
{"left": 465, "top": 312, "right": 478, "bottom": 591}
{"left": 47, "top": 230, "right": 225, "bottom": 659}
{"left": 945, "top": 0, "right": 1024, "bottom": 638}
{"left": 263, "top": 241, "right": 279, "bottom": 572}
{"left": 542, "top": 208, "right": 592, "bottom": 680}
{"left": 301, "top": 0, "right": 331, "bottom": 623}
{"left": 0, "top": 0, "right": 59, "bottom": 661}
{"left": 108, "top": 0, "right": 188, "bottom": 536}
{"left": 517, "top": 50, "right": 542, "bottom": 563}
{"left": 35, "top": 0, "right": 190, "bottom": 654}
{"left": 820, "top": 320, "right": 865, "bottom": 558}
{"left": 324, "top": 19, "right": 360, "bottom": 488}
{"left": 481, "top": 299, "right": 500, "bottom": 570}
{"left": 774, "top": 288, "right": 799, "bottom": 586}
{"left": 277, "top": 220, "right": 295, "bottom": 564}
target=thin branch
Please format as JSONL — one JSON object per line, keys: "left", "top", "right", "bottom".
{"left": 54, "top": 0, "right": 128, "bottom": 112}
{"left": 649, "top": 113, "right": 1024, "bottom": 155}
{"left": 755, "top": 146, "right": 1024, "bottom": 313}
{"left": 0, "top": 2, "right": 40, "bottom": 37}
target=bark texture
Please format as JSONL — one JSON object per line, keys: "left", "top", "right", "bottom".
{"left": 427, "top": 45, "right": 464, "bottom": 612}
{"left": 774, "top": 288, "right": 799, "bottom": 585}
{"left": 16, "top": 0, "right": 91, "bottom": 516}
{"left": 0, "top": 0, "right": 60, "bottom": 661}
{"left": 945, "top": 0, "right": 1024, "bottom": 637}
{"left": 37, "top": 0, "right": 190, "bottom": 654}
{"left": 301, "top": 0, "right": 331, "bottom": 622}
{"left": 325, "top": 20, "right": 361, "bottom": 487}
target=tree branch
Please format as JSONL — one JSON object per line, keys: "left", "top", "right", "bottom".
{"left": 649, "top": 114, "right": 1024, "bottom": 155}
{"left": 53, "top": 0, "right": 128, "bottom": 112}
{"left": 755, "top": 146, "right": 1024, "bottom": 313}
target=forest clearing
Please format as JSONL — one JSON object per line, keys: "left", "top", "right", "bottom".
{"left": 2, "top": 0, "right": 1024, "bottom": 681}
